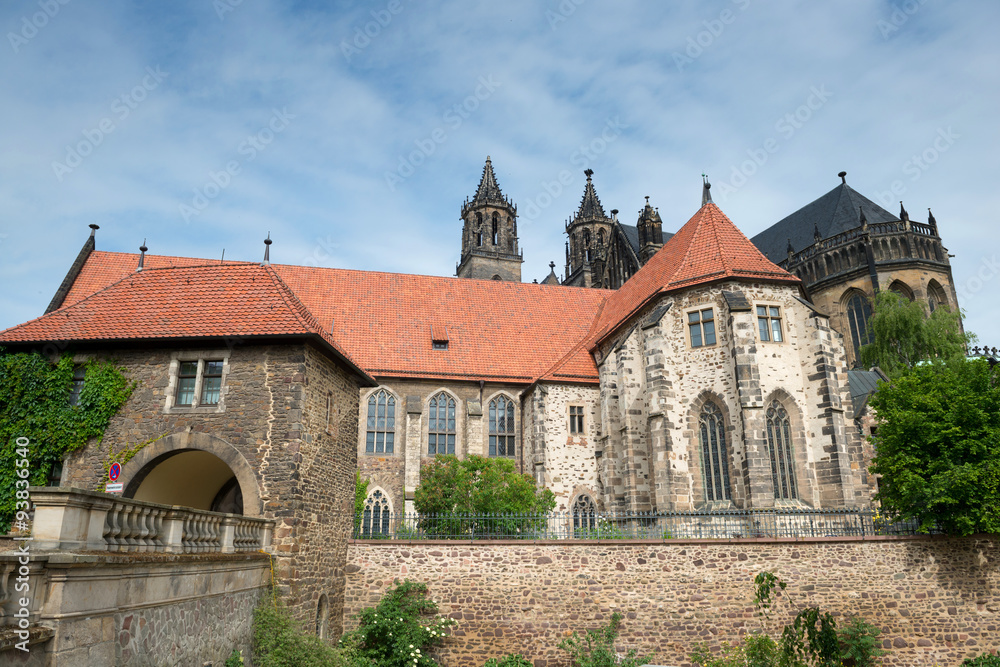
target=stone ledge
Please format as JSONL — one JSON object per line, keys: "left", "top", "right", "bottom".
{"left": 0, "top": 625, "right": 54, "bottom": 652}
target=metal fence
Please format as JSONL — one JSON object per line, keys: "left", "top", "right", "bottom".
{"left": 352, "top": 507, "right": 927, "bottom": 541}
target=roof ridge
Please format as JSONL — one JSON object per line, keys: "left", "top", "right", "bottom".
{"left": 536, "top": 297, "right": 608, "bottom": 381}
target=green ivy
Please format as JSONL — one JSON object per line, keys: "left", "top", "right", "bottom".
{"left": 0, "top": 350, "right": 134, "bottom": 533}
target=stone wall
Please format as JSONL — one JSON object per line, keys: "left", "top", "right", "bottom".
{"left": 345, "top": 536, "right": 999, "bottom": 667}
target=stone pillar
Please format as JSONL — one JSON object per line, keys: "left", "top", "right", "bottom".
{"left": 597, "top": 352, "right": 624, "bottom": 511}
{"left": 467, "top": 399, "right": 483, "bottom": 457}
{"left": 404, "top": 396, "right": 422, "bottom": 514}
{"left": 617, "top": 332, "right": 652, "bottom": 514}
{"left": 642, "top": 317, "right": 680, "bottom": 511}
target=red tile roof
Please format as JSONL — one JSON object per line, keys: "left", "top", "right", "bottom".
{"left": 4, "top": 202, "right": 796, "bottom": 386}
{"left": 0, "top": 263, "right": 374, "bottom": 383}
{"left": 590, "top": 203, "right": 800, "bottom": 346}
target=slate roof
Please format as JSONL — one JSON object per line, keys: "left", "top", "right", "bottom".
{"left": 846, "top": 367, "right": 887, "bottom": 417}
{"left": 751, "top": 182, "right": 898, "bottom": 263}
{"left": 620, "top": 224, "right": 674, "bottom": 254}
{"left": 591, "top": 202, "right": 800, "bottom": 346}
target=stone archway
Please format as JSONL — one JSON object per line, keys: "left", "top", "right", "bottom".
{"left": 120, "top": 431, "right": 262, "bottom": 515}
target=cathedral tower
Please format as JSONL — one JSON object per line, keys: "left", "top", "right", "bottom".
{"left": 564, "top": 169, "right": 613, "bottom": 288}
{"left": 456, "top": 156, "right": 522, "bottom": 282}
{"left": 636, "top": 195, "right": 664, "bottom": 263}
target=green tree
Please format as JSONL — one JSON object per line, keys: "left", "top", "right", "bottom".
{"left": 869, "top": 357, "right": 1000, "bottom": 535}
{"left": 414, "top": 455, "right": 555, "bottom": 538}
{"left": 859, "top": 290, "right": 970, "bottom": 378}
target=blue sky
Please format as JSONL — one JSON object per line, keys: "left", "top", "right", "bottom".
{"left": 1, "top": 0, "right": 998, "bottom": 341}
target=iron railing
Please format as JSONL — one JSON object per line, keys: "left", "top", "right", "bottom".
{"left": 352, "top": 507, "right": 927, "bottom": 541}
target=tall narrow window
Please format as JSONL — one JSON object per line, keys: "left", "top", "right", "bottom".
{"left": 489, "top": 395, "right": 516, "bottom": 457}
{"left": 569, "top": 406, "right": 584, "bottom": 434}
{"left": 428, "top": 392, "right": 456, "bottom": 455}
{"left": 200, "top": 360, "right": 224, "bottom": 405}
{"left": 846, "top": 293, "right": 873, "bottom": 359}
{"left": 361, "top": 489, "right": 391, "bottom": 537}
{"left": 366, "top": 390, "right": 396, "bottom": 454}
{"left": 757, "top": 306, "right": 783, "bottom": 342}
{"left": 766, "top": 401, "right": 797, "bottom": 500}
{"left": 698, "top": 402, "right": 731, "bottom": 502}
{"left": 492, "top": 212, "right": 499, "bottom": 245}
{"left": 175, "top": 361, "right": 198, "bottom": 407}
{"left": 325, "top": 392, "right": 333, "bottom": 434}
{"left": 688, "top": 308, "right": 716, "bottom": 348}
{"left": 68, "top": 365, "right": 86, "bottom": 406}
{"left": 572, "top": 494, "right": 596, "bottom": 535}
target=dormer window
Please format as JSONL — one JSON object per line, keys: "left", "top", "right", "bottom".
{"left": 431, "top": 324, "right": 449, "bottom": 350}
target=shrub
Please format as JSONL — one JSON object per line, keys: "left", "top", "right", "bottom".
{"left": 963, "top": 655, "right": 1000, "bottom": 666}
{"left": 253, "top": 594, "right": 356, "bottom": 667}
{"left": 689, "top": 634, "right": 781, "bottom": 667}
{"left": 483, "top": 655, "right": 534, "bottom": 667}
{"left": 341, "top": 580, "right": 455, "bottom": 667}
{"left": 837, "top": 617, "right": 888, "bottom": 666}
{"left": 225, "top": 649, "right": 244, "bottom": 667}
{"left": 558, "top": 612, "right": 654, "bottom": 667}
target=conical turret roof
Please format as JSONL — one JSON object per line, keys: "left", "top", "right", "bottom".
{"left": 472, "top": 156, "right": 505, "bottom": 204}
{"left": 574, "top": 170, "right": 608, "bottom": 221}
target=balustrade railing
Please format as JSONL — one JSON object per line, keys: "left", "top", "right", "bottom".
{"left": 28, "top": 487, "right": 272, "bottom": 554}
{"left": 353, "top": 507, "right": 927, "bottom": 541}
{"left": 786, "top": 219, "right": 937, "bottom": 268}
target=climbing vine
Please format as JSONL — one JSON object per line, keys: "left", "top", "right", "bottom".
{"left": 0, "top": 350, "right": 134, "bottom": 532}
{"left": 97, "top": 432, "right": 169, "bottom": 491}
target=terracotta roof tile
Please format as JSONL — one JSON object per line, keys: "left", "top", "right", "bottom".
{"left": 591, "top": 203, "right": 800, "bottom": 346}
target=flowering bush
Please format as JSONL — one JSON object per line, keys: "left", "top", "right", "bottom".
{"left": 341, "top": 580, "right": 456, "bottom": 667}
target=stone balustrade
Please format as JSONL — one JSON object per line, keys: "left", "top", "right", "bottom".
{"left": 28, "top": 487, "right": 273, "bottom": 554}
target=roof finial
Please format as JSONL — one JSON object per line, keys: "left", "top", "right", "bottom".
{"left": 899, "top": 201, "right": 909, "bottom": 223}
{"left": 927, "top": 207, "right": 937, "bottom": 231}
{"left": 786, "top": 238, "right": 794, "bottom": 257}
{"left": 838, "top": 170, "right": 847, "bottom": 184}
{"left": 89, "top": 223, "right": 100, "bottom": 237}
{"left": 136, "top": 239, "right": 147, "bottom": 272}
{"left": 813, "top": 222, "right": 822, "bottom": 243}
{"left": 263, "top": 232, "right": 272, "bottom": 265}
{"left": 701, "top": 174, "right": 713, "bottom": 206}
{"left": 859, "top": 206, "right": 868, "bottom": 231}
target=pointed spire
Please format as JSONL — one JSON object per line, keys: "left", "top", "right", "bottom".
{"left": 575, "top": 169, "right": 607, "bottom": 220}
{"left": 859, "top": 206, "right": 868, "bottom": 231}
{"left": 263, "top": 233, "right": 272, "bottom": 265}
{"left": 701, "top": 174, "right": 713, "bottom": 205}
{"left": 899, "top": 201, "right": 909, "bottom": 222}
{"left": 927, "top": 208, "right": 937, "bottom": 232}
{"left": 786, "top": 238, "right": 795, "bottom": 258}
{"left": 813, "top": 222, "right": 822, "bottom": 243}
{"left": 472, "top": 155, "right": 505, "bottom": 204}
{"left": 136, "top": 239, "right": 148, "bottom": 272}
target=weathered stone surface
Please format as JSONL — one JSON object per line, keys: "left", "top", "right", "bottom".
{"left": 345, "top": 536, "right": 999, "bottom": 667}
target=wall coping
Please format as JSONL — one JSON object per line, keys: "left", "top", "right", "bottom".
{"left": 349, "top": 534, "right": 980, "bottom": 546}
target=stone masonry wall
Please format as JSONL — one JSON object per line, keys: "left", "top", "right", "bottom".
{"left": 345, "top": 536, "right": 1000, "bottom": 667}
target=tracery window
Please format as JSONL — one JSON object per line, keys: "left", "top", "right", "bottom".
{"left": 489, "top": 395, "right": 515, "bottom": 457}
{"left": 360, "top": 489, "right": 391, "bottom": 537}
{"left": 765, "top": 400, "right": 797, "bottom": 500}
{"left": 428, "top": 392, "right": 456, "bottom": 455}
{"left": 845, "top": 293, "right": 873, "bottom": 360}
{"left": 572, "top": 494, "right": 597, "bottom": 535}
{"left": 698, "top": 402, "right": 731, "bottom": 503}
{"left": 365, "top": 390, "right": 395, "bottom": 454}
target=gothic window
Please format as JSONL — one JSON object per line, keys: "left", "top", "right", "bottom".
{"left": 889, "top": 281, "right": 914, "bottom": 301}
{"left": 845, "top": 292, "right": 873, "bottom": 360}
{"left": 360, "top": 489, "right": 391, "bottom": 537}
{"left": 569, "top": 405, "right": 584, "bottom": 434}
{"left": 757, "top": 305, "right": 783, "bottom": 342}
{"left": 698, "top": 402, "right": 731, "bottom": 503}
{"left": 583, "top": 229, "right": 591, "bottom": 246}
{"left": 927, "top": 280, "right": 947, "bottom": 313}
{"left": 489, "top": 395, "right": 515, "bottom": 457}
{"left": 492, "top": 212, "right": 499, "bottom": 245}
{"left": 688, "top": 308, "right": 716, "bottom": 348}
{"left": 572, "top": 494, "right": 596, "bottom": 535}
{"left": 766, "top": 400, "right": 797, "bottom": 501}
{"left": 428, "top": 392, "right": 456, "bottom": 455}
{"left": 477, "top": 230, "right": 483, "bottom": 247}
{"left": 597, "top": 229, "right": 606, "bottom": 246}
{"left": 365, "top": 390, "right": 395, "bottom": 454}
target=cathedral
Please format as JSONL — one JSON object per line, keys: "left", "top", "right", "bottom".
{"left": 0, "top": 157, "right": 961, "bottom": 625}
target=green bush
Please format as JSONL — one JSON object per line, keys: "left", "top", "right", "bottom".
{"left": 341, "top": 580, "right": 455, "bottom": 667}
{"left": 253, "top": 595, "right": 357, "bottom": 667}
{"left": 963, "top": 655, "right": 1000, "bottom": 666}
{"left": 225, "top": 649, "right": 244, "bottom": 667}
{"left": 558, "top": 612, "right": 654, "bottom": 667}
{"left": 483, "top": 655, "right": 534, "bottom": 667}
{"left": 837, "top": 617, "right": 887, "bottom": 666}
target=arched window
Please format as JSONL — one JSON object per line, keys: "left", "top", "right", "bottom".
{"left": 489, "top": 395, "right": 515, "bottom": 457}
{"left": 583, "top": 229, "right": 591, "bottom": 246}
{"left": 889, "top": 281, "right": 914, "bottom": 301}
{"left": 492, "top": 212, "right": 499, "bottom": 245}
{"left": 361, "top": 489, "right": 391, "bottom": 537}
{"left": 365, "top": 390, "right": 395, "bottom": 454}
{"left": 597, "top": 229, "right": 606, "bottom": 246}
{"left": 698, "top": 402, "right": 731, "bottom": 503}
{"left": 572, "top": 494, "right": 596, "bottom": 535}
{"left": 765, "top": 401, "right": 797, "bottom": 501}
{"left": 845, "top": 292, "right": 873, "bottom": 360}
{"left": 428, "top": 392, "right": 456, "bottom": 455}
{"left": 477, "top": 230, "right": 483, "bottom": 247}
{"left": 927, "top": 280, "right": 947, "bottom": 313}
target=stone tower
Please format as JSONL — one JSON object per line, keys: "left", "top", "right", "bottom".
{"left": 456, "top": 156, "right": 522, "bottom": 282}
{"left": 636, "top": 195, "right": 664, "bottom": 264}
{"left": 564, "top": 169, "right": 613, "bottom": 288}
